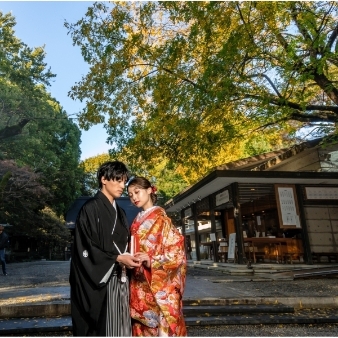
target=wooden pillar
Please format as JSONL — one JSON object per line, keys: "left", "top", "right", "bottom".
{"left": 295, "top": 185, "right": 313, "bottom": 265}
{"left": 180, "top": 209, "right": 187, "bottom": 258}
{"left": 209, "top": 195, "right": 218, "bottom": 262}
{"left": 220, "top": 210, "right": 227, "bottom": 239}
{"left": 180, "top": 209, "right": 186, "bottom": 237}
{"left": 192, "top": 203, "right": 201, "bottom": 261}
{"left": 231, "top": 182, "right": 246, "bottom": 264}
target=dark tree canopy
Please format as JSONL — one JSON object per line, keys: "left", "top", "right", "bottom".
{"left": 0, "top": 11, "right": 84, "bottom": 241}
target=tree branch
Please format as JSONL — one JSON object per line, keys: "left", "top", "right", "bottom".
{"left": 0, "top": 119, "right": 30, "bottom": 140}
{"left": 247, "top": 73, "right": 283, "bottom": 97}
{"left": 245, "top": 93, "right": 338, "bottom": 115}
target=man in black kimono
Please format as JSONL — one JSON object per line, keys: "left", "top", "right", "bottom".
{"left": 69, "top": 161, "right": 141, "bottom": 336}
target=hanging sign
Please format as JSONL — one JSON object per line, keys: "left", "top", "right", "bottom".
{"left": 275, "top": 184, "right": 301, "bottom": 228}
{"left": 228, "top": 233, "right": 236, "bottom": 260}
{"left": 305, "top": 187, "right": 338, "bottom": 200}
{"left": 216, "top": 190, "right": 230, "bottom": 206}
{"left": 184, "top": 208, "right": 192, "bottom": 218}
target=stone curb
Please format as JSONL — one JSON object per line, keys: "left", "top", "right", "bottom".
{"left": 1, "top": 296, "right": 338, "bottom": 319}
{"left": 2, "top": 307, "right": 338, "bottom": 335}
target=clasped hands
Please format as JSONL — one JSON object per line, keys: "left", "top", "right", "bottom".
{"left": 117, "top": 252, "right": 150, "bottom": 269}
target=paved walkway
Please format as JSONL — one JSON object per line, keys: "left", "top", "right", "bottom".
{"left": 1, "top": 260, "right": 338, "bottom": 334}
{"left": 1, "top": 260, "right": 338, "bottom": 305}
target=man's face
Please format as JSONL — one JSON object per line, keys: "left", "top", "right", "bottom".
{"left": 101, "top": 176, "right": 127, "bottom": 202}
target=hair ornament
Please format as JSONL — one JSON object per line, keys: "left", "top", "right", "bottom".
{"left": 151, "top": 185, "right": 157, "bottom": 194}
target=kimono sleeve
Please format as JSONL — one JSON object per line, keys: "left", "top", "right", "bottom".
{"left": 151, "top": 217, "right": 187, "bottom": 289}
{"left": 148, "top": 216, "right": 187, "bottom": 333}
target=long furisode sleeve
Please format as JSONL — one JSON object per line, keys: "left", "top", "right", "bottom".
{"left": 149, "top": 214, "right": 187, "bottom": 334}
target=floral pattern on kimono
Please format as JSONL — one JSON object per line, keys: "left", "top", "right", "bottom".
{"left": 130, "top": 206, "right": 187, "bottom": 337}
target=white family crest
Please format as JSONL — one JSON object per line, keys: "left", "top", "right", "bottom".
{"left": 83, "top": 250, "right": 89, "bottom": 258}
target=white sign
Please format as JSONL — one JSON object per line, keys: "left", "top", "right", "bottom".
{"left": 198, "top": 223, "right": 211, "bottom": 231}
{"left": 216, "top": 190, "right": 230, "bottom": 206}
{"left": 184, "top": 208, "right": 192, "bottom": 218}
{"left": 256, "top": 215, "right": 261, "bottom": 225}
{"left": 228, "top": 233, "right": 236, "bottom": 259}
{"left": 278, "top": 187, "right": 298, "bottom": 226}
{"left": 305, "top": 187, "right": 338, "bottom": 200}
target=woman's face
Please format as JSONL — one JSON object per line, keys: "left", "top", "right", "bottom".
{"left": 128, "top": 184, "right": 153, "bottom": 210}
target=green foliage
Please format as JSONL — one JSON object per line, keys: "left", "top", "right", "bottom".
{"left": 80, "top": 153, "right": 112, "bottom": 195}
{"left": 66, "top": 2, "right": 338, "bottom": 166}
{"left": 0, "top": 160, "right": 51, "bottom": 230}
{"left": 65, "top": 1, "right": 338, "bottom": 185}
{"left": 0, "top": 11, "right": 55, "bottom": 84}
{"left": 0, "top": 11, "right": 83, "bottom": 248}
{"left": 81, "top": 152, "right": 188, "bottom": 202}
{"left": 35, "top": 207, "right": 71, "bottom": 259}
{"left": 0, "top": 170, "right": 11, "bottom": 193}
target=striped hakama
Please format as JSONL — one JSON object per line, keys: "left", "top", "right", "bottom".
{"left": 106, "top": 275, "right": 131, "bottom": 337}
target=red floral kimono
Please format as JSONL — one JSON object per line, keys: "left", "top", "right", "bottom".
{"left": 130, "top": 206, "right": 187, "bottom": 337}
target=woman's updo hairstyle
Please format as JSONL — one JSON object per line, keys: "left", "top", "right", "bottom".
{"left": 127, "top": 176, "right": 158, "bottom": 204}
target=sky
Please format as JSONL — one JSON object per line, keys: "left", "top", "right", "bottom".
{"left": 0, "top": 0, "right": 111, "bottom": 160}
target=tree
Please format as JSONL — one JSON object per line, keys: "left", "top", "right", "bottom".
{"left": 0, "top": 161, "right": 70, "bottom": 258}
{"left": 35, "top": 206, "right": 71, "bottom": 260}
{"left": 0, "top": 11, "right": 55, "bottom": 140}
{"left": 0, "top": 160, "right": 50, "bottom": 231}
{"left": 66, "top": 1, "right": 338, "bottom": 181}
{"left": 80, "top": 153, "right": 112, "bottom": 195}
{"left": 80, "top": 152, "right": 188, "bottom": 202}
{"left": 0, "top": 10, "right": 83, "bottom": 216}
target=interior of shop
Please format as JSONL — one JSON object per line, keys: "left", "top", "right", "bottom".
{"left": 183, "top": 183, "right": 304, "bottom": 264}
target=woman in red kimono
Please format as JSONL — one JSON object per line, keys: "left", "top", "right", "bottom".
{"left": 127, "top": 177, "right": 187, "bottom": 337}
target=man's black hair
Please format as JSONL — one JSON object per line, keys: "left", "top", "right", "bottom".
{"left": 97, "top": 161, "right": 130, "bottom": 189}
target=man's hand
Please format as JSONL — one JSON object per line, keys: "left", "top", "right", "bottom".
{"left": 117, "top": 253, "right": 142, "bottom": 269}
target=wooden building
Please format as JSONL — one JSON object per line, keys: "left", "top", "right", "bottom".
{"left": 165, "top": 138, "right": 338, "bottom": 264}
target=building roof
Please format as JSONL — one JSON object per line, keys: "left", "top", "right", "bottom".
{"left": 213, "top": 138, "right": 323, "bottom": 171}
{"left": 165, "top": 138, "right": 338, "bottom": 213}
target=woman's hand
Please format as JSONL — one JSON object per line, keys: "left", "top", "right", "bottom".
{"left": 134, "top": 252, "right": 151, "bottom": 268}
{"left": 117, "top": 253, "right": 142, "bottom": 269}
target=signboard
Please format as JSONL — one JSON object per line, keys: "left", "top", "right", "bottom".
{"left": 305, "top": 187, "right": 338, "bottom": 200}
{"left": 256, "top": 215, "right": 261, "bottom": 225}
{"left": 216, "top": 190, "right": 230, "bottom": 206}
{"left": 228, "top": 233, "right": 236, "bottom": 260}
{"left": 184, "top": 208, "right": 192, "bottom": 218}
{"left": 275, "top": 184, "right": 301, "bottom": 228}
